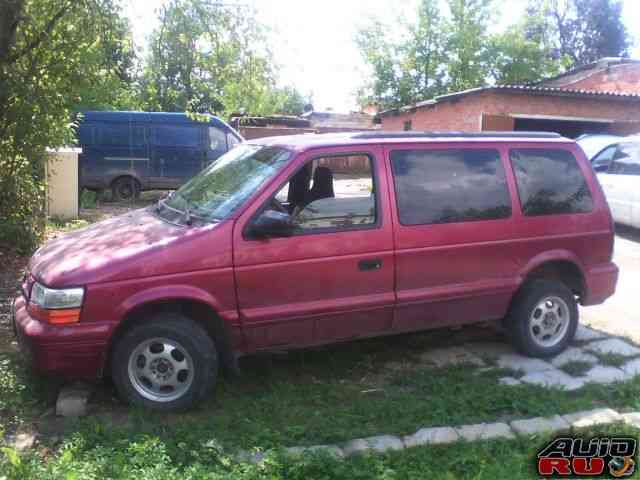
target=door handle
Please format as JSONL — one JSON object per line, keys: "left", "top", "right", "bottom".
{"left": 359, "top": 258, "right": 382, "bottom": 271}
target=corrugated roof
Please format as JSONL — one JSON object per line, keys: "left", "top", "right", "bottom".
{"left": 378, "top": 83, "right": 640, "bottom": 118}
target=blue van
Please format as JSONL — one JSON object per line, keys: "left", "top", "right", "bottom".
{"left": 77, "top": 111, "right": 243, "bottom": 200}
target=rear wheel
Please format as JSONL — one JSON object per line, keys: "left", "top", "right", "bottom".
{"left": 506, "top": 279, "right": 578, "bottom": 358}
{"left": 111, "top": 313, "right": 217, "bottom": 410}
{"left": 111, "top": 176, "right": 140, "bottom": 202}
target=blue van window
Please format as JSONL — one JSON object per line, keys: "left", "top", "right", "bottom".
{"left": 98, "top": 124, "right": 130, "bottom": 145}
{"left": 209, "top": 127, "right": 226, "bottom": 151}
{"left": 154, "top": 126, "right": 200, "bottom": 147}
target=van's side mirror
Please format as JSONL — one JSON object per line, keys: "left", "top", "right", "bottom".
{"left": 249, "top": 210, "right": 293, "bottom": 238}
{"left": 593, "top": 163, "right": 609, "bottom": 173}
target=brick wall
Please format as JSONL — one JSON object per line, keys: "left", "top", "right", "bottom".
{"left": 380, "top": 91, "right": 640, "bottom": 134}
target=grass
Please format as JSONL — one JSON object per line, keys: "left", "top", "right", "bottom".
{"left": 45, "top": 217, "right": 90, "bottom": 235}
{"left": 559, "top": 360, "right": 593, "bottom": 377}
{"left": 1, "top": 418, "right": 638, "bottom": 480}
{"left": 591, "top": 352, "right": 629, "bottom": 368}
{"left": 5, "top": 329, "right": 640, "bottom": 452}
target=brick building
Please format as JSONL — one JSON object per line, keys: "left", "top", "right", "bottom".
{"left": 376, "top": 58, "right": 640, "bottom": 138}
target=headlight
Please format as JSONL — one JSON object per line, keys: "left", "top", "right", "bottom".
{"left": 31, "top": 282, "right": 84, "bottom": 309}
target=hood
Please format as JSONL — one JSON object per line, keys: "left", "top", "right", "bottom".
{"left": 29, "top": 208, "right": 232, "bottom": 287}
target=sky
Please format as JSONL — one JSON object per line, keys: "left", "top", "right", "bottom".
{"left": 124, "top": 0, "right": 640, "bottom": 113}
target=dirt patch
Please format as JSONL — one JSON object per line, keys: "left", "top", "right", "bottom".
{"left": 0, "top": 249, "right": 28, "bottom": 353}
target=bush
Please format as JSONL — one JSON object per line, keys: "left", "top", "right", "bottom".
{"left": 0, "top": 150, "right": 46, "bottom": 253}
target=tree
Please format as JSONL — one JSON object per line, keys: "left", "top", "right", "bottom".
{"left": 0, "top": 0, "right": 137, "bottom": 249}
{"left": 443, "top": 0, "right": 493, "bottom": 92}
{"left": 140, "top": 0, "right": 308, "bottom": 116}
{"left": 525, "top": 0, "right": 630, "bottom": 67}
{"left": 488, "top": 26, "right": 561, "bottom": 85}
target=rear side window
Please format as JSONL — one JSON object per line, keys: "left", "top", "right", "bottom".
{"left": 390, "top": 149, "right": 512, "bottom": 225}
{"left": 610, "top": 142, "right": 640, "bottom": 175}
{"left": 154, "top": 126, "right": 201, "bottom": 147}
{"left": 510, "top": 149, "right": 593, "bottom": 216}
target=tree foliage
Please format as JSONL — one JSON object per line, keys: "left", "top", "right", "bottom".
{"left": 140, "top": 0, "right": 308, "bottom": 116}
{"left": 356, "top": 0, "right": 630, "bottom": 110}
{"left": 524, "top": 0, "right": 630, "bottom": 67}
{"left": 0, "top": 0, "right": 136, "bottom": 250}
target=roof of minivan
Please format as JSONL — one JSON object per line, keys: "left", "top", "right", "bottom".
{"left": 250, "top": 131, "right": 573, "bottom": 151}
{"left": 80, "top": 111, "right": 231, "bottom": 129}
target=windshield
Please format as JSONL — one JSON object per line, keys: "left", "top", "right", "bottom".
{"left": 161, "top": 144, "right": 291, "bottom": 222}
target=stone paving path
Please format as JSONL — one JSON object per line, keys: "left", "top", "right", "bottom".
{"left": 423, "top": 324, "right": 640, "bottom": 392}
{"left": 238, "top": 407, "right": 640, "bottom": 462}
{"left": 236, "top": 323, "right": 640, "bottom": 463}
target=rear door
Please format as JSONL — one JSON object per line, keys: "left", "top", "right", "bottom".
{"left": 386, "top": 144, "right": 517, "bottom": 332}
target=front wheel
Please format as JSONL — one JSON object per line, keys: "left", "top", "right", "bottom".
{"left": 506, "top": 279, "right": 578, "bottom": 358}
{"left": 111, "top": 314, "right": 217, "bottom": 410}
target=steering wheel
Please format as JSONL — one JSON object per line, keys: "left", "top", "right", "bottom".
{"left": 270, "top": 198, "right": 288, "bottom": 214}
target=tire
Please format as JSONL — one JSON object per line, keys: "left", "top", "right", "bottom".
{"left": 505, "top": 279, "right": 578, "bottom": 358}
{"left": 111, "top": 176, "right": 140, "bottom": 202}
{"left": 111, "top": 313, "right": 217, "bottom": 411}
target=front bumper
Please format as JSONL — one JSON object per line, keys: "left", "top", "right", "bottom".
{"left": 11, "top": 295, "right": 110, "bottom": 379}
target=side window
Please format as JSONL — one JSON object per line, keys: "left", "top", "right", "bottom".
{"left": 610, "top": 143, "right": 640, "bottom": 175}
{"left": 154, "top": 126, "right": 201, "bottom": 147}
{"left": 510, "top": 149, "right": 593, "bottom": 216}
{"left": 97, "top": 124, "right": 130, "bottom": 145}
{"left": 227, "top": 132, "right": 240, "bottom": 149}
{"left": 591, "top": 145, "right": 616, "bottom": 173}
{"left": 390, "top": 149, "right": 511, "bottom": 225}
{"left": 209, "top": 127, "right": 227, "bottom": 151}
{"left": 271, "top": 154, "right": 376, "bottom": 232}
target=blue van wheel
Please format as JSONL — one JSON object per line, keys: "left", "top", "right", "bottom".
{"left": 112, "top": 177, "right": 140, "bottom": 202}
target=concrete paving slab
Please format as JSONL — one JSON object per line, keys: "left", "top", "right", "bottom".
{"left": 497, "top": 354, "right": 554, "bottom": 374}
{"left": 562, "top": 408, "right": 621, "bottom": 428}
{"left": 620, "top": 412, "right": 640, "bottom": 428}
{"left": 343, "top": 435, "right": 404, "bottom": 455}
{"left": 455, "top": 422, "right": 515, "bottom": 441}
{"left": 621, "top": 358, "right": 640, "bottom": 378}
{"left": 403, "top": 427, "right": 459, "bottom": 448}
{"left": 510, "top": 415, "right": 569, "bottom": 435}
{"left": 573, "top": 324, "right": 608, "bottom": 343}
{"left": 499, "top": 376, "right": 522, "bottom": 386}
{"left": 550, "top": 347, "right": 599, "bottom": 368}
{"left": 586, "top": 338, "right": 640, "bottom": 357}
{"left": 520, "top": 369, "right": 585, "bottom": 391}
{"left": 583, "top": 365, "right": 626, "bottom": 384}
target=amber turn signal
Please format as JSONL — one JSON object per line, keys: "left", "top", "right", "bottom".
{"left": 28, "top": 303, "right": 81, "bottom": 325}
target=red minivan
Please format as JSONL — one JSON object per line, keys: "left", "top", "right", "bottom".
{"left": 12, "top": 132, "right": 618, "bottom": 410}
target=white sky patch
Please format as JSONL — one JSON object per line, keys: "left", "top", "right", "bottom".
{"left": 124, "top": 0, "right": 640, "bottom": 113}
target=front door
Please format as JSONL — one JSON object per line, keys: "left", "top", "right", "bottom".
{"left": 233, "top": 146, "right": 395, "bottom": 350}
